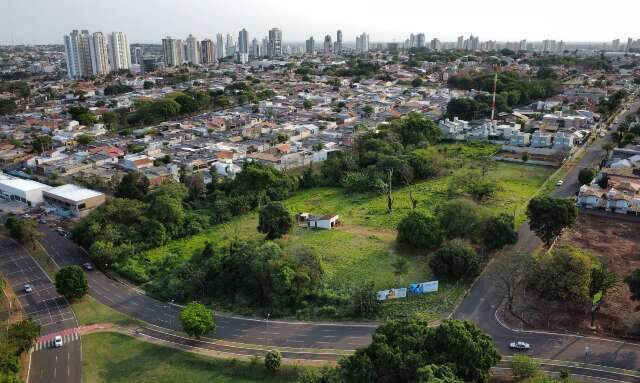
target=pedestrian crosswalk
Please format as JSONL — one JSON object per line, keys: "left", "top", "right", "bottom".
{"left": 31, "top": 329, "right": 80, "bottom": 351}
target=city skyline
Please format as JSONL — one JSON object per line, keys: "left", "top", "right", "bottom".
{"left": 2, "top": 0, "right": 640, "bottom": 45}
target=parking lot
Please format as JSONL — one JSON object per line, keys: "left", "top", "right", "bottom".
{"left": 0, "top": 237, "right": 76, "bottom": 334}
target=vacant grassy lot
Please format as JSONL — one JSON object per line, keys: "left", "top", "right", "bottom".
{"left": 82, "top": 332, "right": 299, "bottom": 383}
{"left": 134, "top": 143, "right": 553, "bottom": 320}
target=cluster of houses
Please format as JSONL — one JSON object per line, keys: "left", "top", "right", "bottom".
{"left": 577, "top": 148, "right": 640, "bottom": 214}
{"left": 439, "top": 109, "right": 596, "bottom": 152}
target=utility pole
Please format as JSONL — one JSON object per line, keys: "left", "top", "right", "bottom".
{"left": 490, "top": 65, "right": 499, "bottom": 121}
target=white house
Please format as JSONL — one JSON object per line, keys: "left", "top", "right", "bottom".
{"left": 531, "top": 131, "right": 553, "bottom": 148}
{"left": 307, "top": 214, "right": 340, "bottom": 230}
{"left": 509, "top": 132, "right": 531, "bottom": 147}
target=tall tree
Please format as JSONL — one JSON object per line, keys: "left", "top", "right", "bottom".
{"left": 55, "top": 265, "right": 88, "bottom": 301}
{"left": 526, "top": 197, "right": 578, "bottom": 246}
{"left": 528, "top": 246, "right": 592, "bottom": 304}
{"left": 257, "top": 202, "right": 292, "bottom": 240}
{"left": 115, "top": 172, "right": 150, "bottom": 200}
{"left": 338, "top": 318, "right": 500, "bottom": 383}
{"left": 4, "top": 218, "right": 41, "bottom": 247}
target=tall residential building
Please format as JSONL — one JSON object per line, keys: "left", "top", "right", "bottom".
{"left": 430, "top": 38, "right": 441, "bottom": 51}
{"left": 542, "top": 39, "right": 556, "bottom": 53}
{"left": 185, "top": 34, "right": 200, "bottom": 64}
{"left": 250, "top": 38, "right": 260, "bottom": 57}
{"left": 456, "top": 36, "right": 464, "bottom": 50}
{"left": 64, "top": 30, "right": 93, "bottom": 78}
{"left": 216, "top": 33, "right": 226, "bottom": 58}
{"left": 268, "top": 27, "right": 282, "bottom": 57}
{"left": 225, "top": 34, "right": 235, "bottom": 57}
{"left": 89, "top": 32, "right": 110, "bottom": 76}
{"left": 519, "top": 39, "right": 527, "bottom": 51}
{"left": 335, "top": 30, "right": 343, "bottom": 54}
{"left": 162, "top": 36, "right": 181, "bottom": 67}
{"left": 409, "top": 34, "right": 416, "bottom": 48}
{"left": 323, "top": 35, "right": 332, "bottom": 54}
{"left": 305, "top": 36, "right": 315, "bottom": 54}
{"left": 133, "top": 46, "right": 144, "bottom": 65}
{"left": 238, "top": 28, "right": 249, "bottom": 54}
{"left": 107, "top": 32, "right": 131, "bottom": 71}
{"left": 200, "top": 39, "right": 215, "bottom": 64}
{"left": 355, "top": 32, "right": 369, "bottom": 53}
{"left": 416, "top": 33, "right": 426, "bottom": 48}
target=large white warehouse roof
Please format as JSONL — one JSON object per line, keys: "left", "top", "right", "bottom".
{"left": 44, "top": 184, "right": 104, "bottom": 202}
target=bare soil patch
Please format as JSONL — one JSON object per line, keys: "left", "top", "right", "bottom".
{"left": 510, "top": 214, "right": 640, "bottom": 338}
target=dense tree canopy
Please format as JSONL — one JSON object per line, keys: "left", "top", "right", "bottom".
{"left": 4, "top": 217, "right": 40, "bottom": 247}
{"left": 526, "top": 197, "right": 578, "bottom": 246}
{"left": 528, "top": 246, "right": 593, "bottom": 304}
{"left": 436, "top": 199, "right": 483, "bottom": 240}
{"left": 430, "top": 239, "right": 481, "bottom": 281}
{"left": 334, "top": 319, "right": 499, "bottom": 383}
{"left": 396, "top": 212, "right": 442, "bottom": 250}
{"left": 482, "top": 213, "right": 518, "bottom": 251}
{"left": 55, "top": 265, "right": 88, "bottom": 301}
{"left": 258, "top": 202, "right": 292, "bottom": 240}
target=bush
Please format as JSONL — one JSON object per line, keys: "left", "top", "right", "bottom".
{"left": 350, "top": 281, "right": 379, "bottom": 318}
{"left": 482, "top": 213, "right": 518, "bottom": 251}
{"left": 341, "top": 171, "right": 386, "bottom": 194}
{"left": 512, "top": 354, "right": 540, "bottom": 380}
{"left": 429, "top": 239, "right": 481, "bottom": 281}
{"left": 437, "top": 199, "right": 483, "bottom": 240}
{"left": 397, "top": 212, "right": 442, "bottom": 250}
{"left": 264, "top": 350, "right": 282, "bottom": 372}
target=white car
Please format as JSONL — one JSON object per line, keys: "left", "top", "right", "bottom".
{"left": 54, "top": 335, "right": 63, "bottom": 348}
{"left": 24, "top": 284, "right": 33, "bottom": 293}
{"left": 556, "top": 180, "right": 564, "bottom": 186}
{"left": 509, "top": 341, "right": 530, "bottom": 351}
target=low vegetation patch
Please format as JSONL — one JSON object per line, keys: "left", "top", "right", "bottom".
{"left": 82, "top": 332, "right": 299, "bottom": 383}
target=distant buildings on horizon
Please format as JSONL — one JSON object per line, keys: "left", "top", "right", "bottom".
{"left": 63, "top": 25, "right": 640, "bottom": 79}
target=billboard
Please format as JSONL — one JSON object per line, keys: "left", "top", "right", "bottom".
{"left": 376, "top": 288, "right": 407, "bottom": 301}
{"left": 408, "top": 281, "right": 439, "bottom": 295}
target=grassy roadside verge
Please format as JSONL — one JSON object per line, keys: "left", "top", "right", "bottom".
{"left": 82, "top": 332, "right": 303, "bottom": 383}
{"left": 72, "top": 295, "right": 142, "bottom": 327}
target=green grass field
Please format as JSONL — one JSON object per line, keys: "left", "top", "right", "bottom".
{"left": 82, "top": 332, "right": 300, "bottom": 383}
{"left": 72, "top": 295, "right": 142, "bottom": 327}
{"left": 131, "top": 143, "right": 553, "bottom": 320}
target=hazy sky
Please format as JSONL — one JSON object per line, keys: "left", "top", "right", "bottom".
{"left": 2, "top": 0, "right": 638, "bottom": 45}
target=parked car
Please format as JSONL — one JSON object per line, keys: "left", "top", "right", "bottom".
{"left": 509, "top": 341, "right": 530, "bottom": 351}
{"left": 24, "top": 284, "right": 33, "bottom": 293}
{"left": 38, "top": 219, "right": 47, "bottom": 224}
{"left": 54, "top": 335, "right": 63, "bottom": 348}
{"left": 556, "top": 180, "right": 564, "bottom": 186}
{"left": 82, "top": 262, "right": 94, "bottom": 271}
